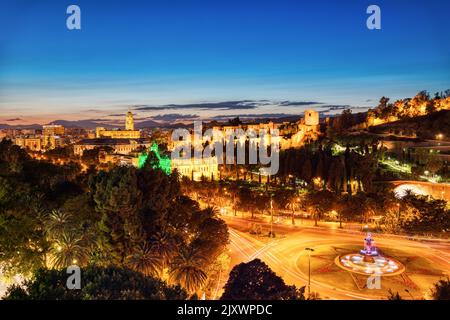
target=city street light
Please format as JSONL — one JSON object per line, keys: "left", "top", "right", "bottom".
{"left": 270, "top": 196, "right": 274, "bottom": 238}
{"left": 305, "top": 247, "right": 315, "bottom": 299}
{"left": 404, "top": 289, "right": 414, "bottom": 299}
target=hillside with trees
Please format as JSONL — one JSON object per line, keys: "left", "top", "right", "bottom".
{"left": 370, "top": 90, "right": 450, "bottom": 122}
{"left": 368, "top": 109, "right": 450, "bottom": 139}
{"left": 327, "top": 90, "right": 450, "bottom": 138}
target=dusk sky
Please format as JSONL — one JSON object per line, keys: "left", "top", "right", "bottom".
{"left": 0, "top": 0, "right": 449, "bottom": 125}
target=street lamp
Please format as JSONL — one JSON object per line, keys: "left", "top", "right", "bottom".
{"left": 297, "top": 197, "right": 303, "bottom": 225}
{"left": 404, "top": 289, "right": 414, "bottom": 299}
{"left": 290, "top": 200, "right": 296, "bottom": 226}
{"left": 305, "top": 247, "right": 315, "bottom": 299}
{"left": 270, "top": 196, "right": 274, "bottom": 238}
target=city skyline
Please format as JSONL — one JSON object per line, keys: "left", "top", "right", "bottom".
{"left": 1, "top": 0, "right": 450, "bottom": 124}
{"left": 1, "top": 0, "right": 450, "bottom": 304}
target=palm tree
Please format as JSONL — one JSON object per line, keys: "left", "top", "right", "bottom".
{"left": 169, "top": 247, "right": 207, "bottom": 293}
{"left": 149, "top": 231, "right": 177, "bottom": 267}
{"left": 128, "top": 243, "right": 163, "bottom": 277}
{"left": 202, "top": 206, "right": 218, "bottom": 219}
{"left": 45, "top": 209, "right": 73, "bottom": 237}
{"left": 50, "top": 231, "right": 89, "bottom": 268}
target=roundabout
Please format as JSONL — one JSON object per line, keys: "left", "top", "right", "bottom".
{"left": 294, "top": 238, "right": 447, "bottom": 299}
{"left": 224, "top": 215, "right": 450, "bottom": 299}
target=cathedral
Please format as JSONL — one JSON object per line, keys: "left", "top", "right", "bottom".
{"left": 74, "top": 111, "right": 147, "bottom": 157}
{"left": 95, "top": 111, "right": 141, "bottom": 139}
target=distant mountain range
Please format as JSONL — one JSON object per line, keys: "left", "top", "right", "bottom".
{"left": 0, "top": 123, "right": 42, "bottom": 130}
{"left": 50, "top": 120, "right": 116, "bottom": 129}
{"left": 0, "top": 119, "right": 165, "bottom": 130}
{"left": 134, "top": 119, "right": 163, "bottom": 129}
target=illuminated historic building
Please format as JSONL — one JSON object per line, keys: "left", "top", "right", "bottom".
{"left": 280, "top": 109, "right": 320, "bottom": 149}
{"left": 96, "top": 111, "right": 141, "bottom": 139}
{"left": 73, "top": 138, "right": 150, "bottom": 156}
{"left": 171, "top": 156, "right": 219, "bottom": 181}
{"left": 304, "top": 109, "right": 319, "bottom": 126}
{"left": 132, "top": 142, "right": 219, "bottom": 181}
{"left": 163, "top": 110, "right": 321, "bottom": 181}
{"left": 170, "top": 109, "right": 320, "bottom": 151}
{"left": 125, "top": 110, "right": 135, "bottom": 131}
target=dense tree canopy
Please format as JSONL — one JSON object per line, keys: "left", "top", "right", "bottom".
{"left": 3, "top": 266, "right": 187, "bottom": 300}
{"left": 278, "top": 142, "right": 378, "bottom": 194}
{"left": 383, "top": 192, "right": 450, "bottom": 234}
{"left": 0, "top": 139, "right": 229, "bottom": 295}
{"left": 221, "top": 259, "right": 305, "bottom": 300}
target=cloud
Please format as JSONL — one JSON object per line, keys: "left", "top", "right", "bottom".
{"left": 320, "top": 105, "right": 351, "bottom": 111}
{"left": 5, "top": 118, "right": 22, "bottom": 121}
{"left": 134, "top": 100, "right": 263, "bottom": 111}
{"left": 279, "top": 101, "right": 322, "bottom": 106}
{"left": 108, "top": 113, "right": 125, "bottom": 117}
{"left": 210, "top": 113, "right": 291, "bottom": 120}
{"left": 150, "top": 113, "right": 200, "bottom": 121}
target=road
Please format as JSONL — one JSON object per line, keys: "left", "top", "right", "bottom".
{"left": 220, "top": 214, "right": 450, "bottom": 300}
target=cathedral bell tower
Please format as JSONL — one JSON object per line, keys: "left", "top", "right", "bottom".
{"left": 125, "top": 111, "right": 134, "bottom": 131}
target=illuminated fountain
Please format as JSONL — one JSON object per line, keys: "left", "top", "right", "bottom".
{"left": 335, "top": 233, "right": 405, "bottom": 276}
{"left": 360, "top": 233, "right": 378, "bottom": 263}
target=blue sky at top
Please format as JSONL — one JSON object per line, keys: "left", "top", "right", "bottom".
{"left": 0, "top": 0, "right": 449, "bottom": 123}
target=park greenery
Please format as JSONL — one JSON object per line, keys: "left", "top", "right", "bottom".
{"left": 188, "top": 177, "right": 449, "bottom": 235}
{"left": 0, "top": 139, "right": 229, "bottom": 297}
{"left": 3, "top": 266, "right": 187, "bottom": 300}
{"left": 187, "top": 135, "right": 449, "bottom": 235}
